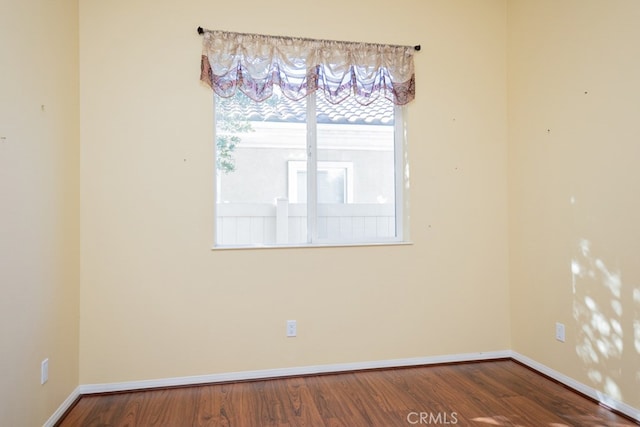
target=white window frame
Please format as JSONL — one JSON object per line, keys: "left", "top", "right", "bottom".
{"left": 213, "top": 93, "right": 408, "bottom": 248}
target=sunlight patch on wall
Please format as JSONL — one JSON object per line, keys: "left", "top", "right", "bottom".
{"left": 594, "top": 258, "right": 622, "bottom": 298}
{"left": 572, "top": 238, "right": 624, "bottom": 401}
{"left": 603, "top": 377, "right": 623, "bottom": 402}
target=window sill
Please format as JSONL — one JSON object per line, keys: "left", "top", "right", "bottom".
{"left": 211, "top": 241, "right": 414, "bottom": 251}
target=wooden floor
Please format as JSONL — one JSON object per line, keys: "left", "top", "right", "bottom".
{"left": 57, "top": 360, "right": 638, "bottom": 426}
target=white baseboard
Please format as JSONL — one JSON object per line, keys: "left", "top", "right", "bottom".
{"left": 78, "top": 350, "right": 510, "bottom": 395}
{"left": 46, "top": 350, "right": 640, "bottom": 425}
{"left": 44, "top": 350, "right": 507, "bottom": 425}
{"left": 43, "top": 386, "right": 81, "bottom": 427}
{"left": 511, "top": 351, "right": 640, "bottom": 423}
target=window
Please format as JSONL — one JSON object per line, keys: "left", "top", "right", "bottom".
{"left": 214, "top": 88, "right": 405, "bottom": 246}
{"left": 199, "top": 29, "right": 416, "bottom": 247}
{"left": 288, "top": 161, "right": 354, "bottom": 204}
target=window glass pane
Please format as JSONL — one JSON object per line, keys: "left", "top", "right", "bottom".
{"left": 214, "top": 87, "right": 401, "bottom": 247}
{"left": 215, "top": 87, "right": 307, "bottom": 246}
{"left": 318, "top": 170, "right": 345, "bottom": 204}
{"left": 316, "top": 94, "right": 396, "bottom": 242}
{"left": 295, "top": 168, "right": 347, "bottom": 204}
{"left": 296, "top": 171, "right": 306, "bottom": 204}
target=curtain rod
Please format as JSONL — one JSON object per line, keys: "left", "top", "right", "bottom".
{"left": 196, "top": 27, "right": 421, "bottom": 51}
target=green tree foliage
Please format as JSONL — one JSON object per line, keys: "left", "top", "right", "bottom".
{"left": 215, "top": 93, "right": 254, "bottom": 174}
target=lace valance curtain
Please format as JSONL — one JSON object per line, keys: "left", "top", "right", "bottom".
{"left": 200, "top": 29, "right": 416, "bottom": 106}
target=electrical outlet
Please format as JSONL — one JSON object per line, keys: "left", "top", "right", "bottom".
{"left": 41, "top": 359, "right": 49, "bottom": 385}
{"left": 286, "top": 320, "right": 297, "bottom": 337}
{"left": 555, "top": 322, "right": 565, "bottom": 342}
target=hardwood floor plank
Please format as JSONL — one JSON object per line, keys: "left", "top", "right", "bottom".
{"left": 55, "top": 395, "right": 97, "bottom": 426}
{"left": 56, "top": 360, "right": 639, "bottom": 426}
{"left": 312, "top": 374, "right": 357, "bottom": 426}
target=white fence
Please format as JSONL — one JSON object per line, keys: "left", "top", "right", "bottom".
{"left": 216, "top": 199, "right": 395, "bottom": 246}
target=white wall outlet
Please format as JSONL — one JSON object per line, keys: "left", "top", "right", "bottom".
{"left": 286, "top": 320, "right": 297, "bottom": 337}
{"left": 555, "top": 322, "right": 565, "bottom": 342}
{"left": 41, "top": 358, "right": 49, "bottom": 384}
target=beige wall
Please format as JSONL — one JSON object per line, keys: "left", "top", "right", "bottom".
{"left": 508, "top": 0, "right": 640, "bottom": 410}
{"left": 0, "top": 0, "right": 80, "bottom": 425}
{"left": 78, "top": 0, "right": 510, "bottom": 384}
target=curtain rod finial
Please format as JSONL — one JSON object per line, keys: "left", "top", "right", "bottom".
{"left": 197, "top": 26, "right": 204, "bottom": 35}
